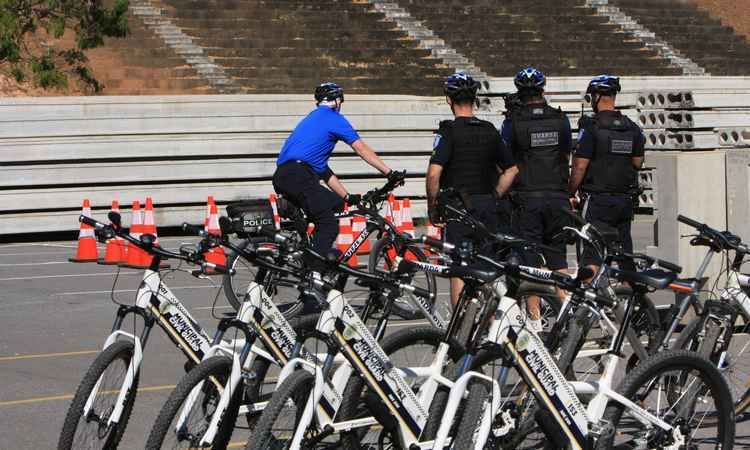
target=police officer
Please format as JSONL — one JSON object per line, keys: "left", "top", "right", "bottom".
{"left": 501, "top": 67, "right": 573, "bottom": 332}
{"left": 274, "top": 82, "right": 400, "bottom": 269}
{"left": 427, "top": 72, "right": 518, "bottom": 306}
{"left": 568, "top": 75, "right": 645, "bottom": 273}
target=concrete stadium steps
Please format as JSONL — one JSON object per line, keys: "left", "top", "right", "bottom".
{"left": 154, "top": 0, "right": 452, "bottom": 95}
{"left": 609, "top": 0, "right": 750, "bottom": 75}
{"left": 87, "top": 16, "right": 213, "bottom": 95}
{"left": 397, "top": 0, "right": 679, "bottom": 77}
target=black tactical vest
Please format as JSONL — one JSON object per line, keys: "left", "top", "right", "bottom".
{"left": 439, "top": 117, "right": 501, "bottom": 195}
{"left": 511, "top": 104, "right": 570, "bottom": 192}
{"left": 581, "top": 111, "right": 640, "bottom": 194}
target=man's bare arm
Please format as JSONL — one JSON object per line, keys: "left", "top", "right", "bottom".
{"left": 632, "top": 156, "right": 644, "bottom": 170}
{"left": 351, "top": 139, "right": 391, "bottom": 175}
{"left": 326, "top": 174, "right": 348, "bottom": 198}
{"left": 568, "top": 157, "right": 590, "bottom": 196}
{"left": 426, "top": 164, "right": 443, "bottom": 209}
{"left": 495, "top": 165, "right": 519, "bottom": 199}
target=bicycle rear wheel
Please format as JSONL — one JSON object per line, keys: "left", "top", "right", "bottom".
{"left": 58, "top": 340, "right": 138, "bottom": 450}
{"left": 595, "top": 349, "right": 734, "bottom": 449}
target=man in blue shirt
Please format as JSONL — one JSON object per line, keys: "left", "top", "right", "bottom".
{"left": 274, "top": 82, "right": 398, "bottom": 267}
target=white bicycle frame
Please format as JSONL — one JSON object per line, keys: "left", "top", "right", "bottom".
{"left": 469, "top": 278, "right": 676, "bottom": 449}
{"left": 279, "top": 284, "right": 495, "bottom": 450}
{"left": 83, "top": 268, "right": 218, "bottom": 429}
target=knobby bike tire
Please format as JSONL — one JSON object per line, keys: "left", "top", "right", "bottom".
{"left": 145, "top": 356, "right": 240, "bottom": 450}
{"left": 675, "top": 307, "right": 750, "bottom": 422}
{"left": 452, "top": 379, "right": 490, "bottom": 450}
{"left": 58, "top": 340, "right": 138, "bottom": 450}
{"left": 368, "top": 237, "right": 438, "bottom": 321}
{"left": 594, "top": 349, "right": 734, "bottom": 449}
{"left": 244, "top": 370, "right": 315, "bottom": 450}
{"left": 241, "top": 314, "right": 321, "bottom": 430}
{"left": 338, "top": 326, "right": 464, "bottom": 449}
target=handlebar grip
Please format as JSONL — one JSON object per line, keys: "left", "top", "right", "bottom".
{"left": 79, "top": 215, "right": 101, "bottom": 229}
{"left": 421, "top": 235, "right": 454, "bottom": 252}
{"left": 657, "top": 259, "right": 682, "bottom": 274}
{"left": 182, "top": 222, "right": 206, "bottom": 236}
{"left": 594, "top": 292, "right": 616, "bottom": 308}
{"left": 560, "top": 207, "right": 586, "bottom": 226}
{"left": 677, "top": 214, "right": 703, "bottom": 230}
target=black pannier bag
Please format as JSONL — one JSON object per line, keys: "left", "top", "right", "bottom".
{"left": 225, "top": 199, "right": 275, "bottom": 236}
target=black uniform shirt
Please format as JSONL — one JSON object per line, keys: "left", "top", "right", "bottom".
{"left": 429, "top": 117, "right": 515, "bottom": 170}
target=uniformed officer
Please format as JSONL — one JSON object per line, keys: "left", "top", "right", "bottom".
{"left": 274, "top": 82, "right": 400, "bottom": 269}
{"left": 427, "top": 72, "right": 519, "bottom": 306}
{"left": 501, "top": 67, "right": 573, "bottom": 332}
{"left": 568, "top": 75, "right": 645, "bottom": 273}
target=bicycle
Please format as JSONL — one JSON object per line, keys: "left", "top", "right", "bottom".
{"left": 222, "top": 172, "right": 443, "bottom": 322}
{"left": 671, "top": 214, "right": 750, "bottom": 424}
{"left": 415, "top": 233, "right": 735, "bottom": 450}
{"left": 58, "top": 212, "right": 238, "bottom": 450}
{"left": 146, "top": 218, "right": 453, "bottom": 449}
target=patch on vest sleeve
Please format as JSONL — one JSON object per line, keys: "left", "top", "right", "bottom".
{"left": 610, "top": 139, "right": 633, "bottom": 155}
{"left": 530, "top": 131, "right": 559, "bottom": 147}
{"left": 433, "top": 134, "right": 442, "bottom": 149}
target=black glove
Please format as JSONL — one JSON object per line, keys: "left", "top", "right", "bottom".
{"left": 428, "top": 205, "right": 444, "bottom": 226}
{"left": 345, "top": 193, "right": 361, "bottom": 206}
{"left": 387, "top": 170, "right": 406, "bottom": 185}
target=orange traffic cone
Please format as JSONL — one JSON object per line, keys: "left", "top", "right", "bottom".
{"left": 204, "top": 201, "right": 227, "bottom": 270}
{"left": 352, "top": 213, "right": 369, "bottom": 254}
{"left": 381, "top": 194, "right": 394, "bottom": 225}
{"left": 122, "top": 200, "right": 147, "bottom": 268}
{"left": 401, "top": 198, "right": 415, "bottom": 237}
{"left": 99, "top": 200, "right": 126, "bottom": 265}
{"left": 336, "top": 206, "right": 357, "bottom": 267}
{"left": 392, "top": 198, "right": 403, "bottom": 233}
{"left": 269, "top": 194, "right": 281, "bottom": 230}
{"left": 69, "top": 199, "right": 99, "bottom": 263}
{"left": 204, "top": 196, "right": 214, "bottom": 232}
{"left": 140, "top": 197, "right": 159, "bottom": 267}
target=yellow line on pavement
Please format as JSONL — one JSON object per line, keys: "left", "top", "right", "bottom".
{"left": 227, "top": 442, "right": 247, "bottom": 448}
{"left": 0, "top": 384, "right": 176, "bottom": 407}
{"left": 0, "top": 350, "right": 99, "bottom": 362}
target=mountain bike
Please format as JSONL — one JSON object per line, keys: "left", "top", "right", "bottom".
{"left": 146, "top": 218, "right": 452, "bottom": 449}
{"left": 671, "top": 214, "right": 750, "bottom": 425}
{"left": 58, "top": 213, "right": 240, "bottom": 450}
{"left": 222, "top": 172, "right": 441, "bottom": 322}
{"left": 415, "top": 235, "right": 735, "bottom": 450}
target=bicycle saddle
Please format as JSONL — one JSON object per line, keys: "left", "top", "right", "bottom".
{"left": 516, "top": 281, "right": 557, "bottom": 297}
{"left": 613, "top": 268, "right": 676, "bottom": 290}
{"left": 445, "top": 265, "right": 499, "bottom": 283}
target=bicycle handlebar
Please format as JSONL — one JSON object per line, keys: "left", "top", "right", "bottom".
{"left": 677, "top": 214, "right": 748, "bottom": 254}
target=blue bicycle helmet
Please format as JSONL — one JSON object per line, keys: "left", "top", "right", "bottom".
{"left": 514, "top": 67, "right": 546, "bottom": 92}
{"left": 586, "top": 75, "right": 621, "bottom": 96}
{"left": 314, "top": 82, "right": 344, "bottom": 104}
{"left": 444, "top": 72, "right": 480, "bottom": 102}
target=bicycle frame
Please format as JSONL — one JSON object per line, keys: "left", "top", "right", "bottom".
{"left": 277, "top": 281, "right": 478, "bottom": 450}
{"left": 84, "top": 260, "right": 218, "bottom": 428}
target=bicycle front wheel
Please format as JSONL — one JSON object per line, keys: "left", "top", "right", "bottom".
{"left": 145, "top": 356, "right": 240, "bottom": 449}
{"left": 58, "top": 340, "right": 138, "bottom": 450}
{"left": 595, "top": 349, "right": 734, "bottom": 449}
{"left": 245, "top": 370, "right": 320, "bottom": 450}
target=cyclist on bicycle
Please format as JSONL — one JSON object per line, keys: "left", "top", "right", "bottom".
{"left": 274, "top": 82, "right": 400, "bottom": 270}
{"left": 568, "top": 75, "right": 645, "bottom": 274}
{"left": 427, "top": 72, "right": 518, "bottom": 306}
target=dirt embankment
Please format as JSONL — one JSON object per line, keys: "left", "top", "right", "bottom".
{"left": 693, "top": 0, "right": 750, "bottom": 41}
